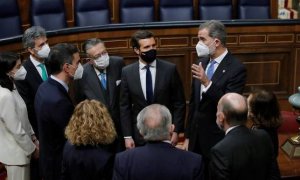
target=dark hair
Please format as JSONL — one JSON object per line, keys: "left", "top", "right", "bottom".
{"left": 248, "top": 88, "right": 282, "bottom": 128}
{"left": 47, "top": 43, "right": 78, "bottom": 75}
{"left": 131, "top": 30, "right": 154, "bottom": 49}
{"left": 0, "top": 52, "right": 20, "bottom": 91}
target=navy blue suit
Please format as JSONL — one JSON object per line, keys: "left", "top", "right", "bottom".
{"left": 35, "top": 77, "right": 74, "bottom": 180}
{"left": 113, "top": 142, "right": 204, "bottom": 180}
{"left": 62, "top": 141, "right": 115, "bottom": 180}
{"left": 209, "top": 126, "right": 280, "bottom": 180}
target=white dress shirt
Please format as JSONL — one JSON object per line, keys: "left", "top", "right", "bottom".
{"left": 139, "top": 60, "right": 156, "bottom": 100}
{"left": 30, "top": 55, "right": 47, "bottom": 79}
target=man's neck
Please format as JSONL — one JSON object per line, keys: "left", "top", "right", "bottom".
{"left": 210, "top": 47, "right": 226, "bottom": 60}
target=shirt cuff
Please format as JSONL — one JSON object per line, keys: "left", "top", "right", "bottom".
{"left": 124, "top": 136, "right": 132, "bottom": 139}
{"left": 202, "top": 81, "right": 212, "bottom": 93}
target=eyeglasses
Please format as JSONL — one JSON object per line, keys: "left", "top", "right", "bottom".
{"left": 91, "top": 52, "right": 108, "bottom": 60}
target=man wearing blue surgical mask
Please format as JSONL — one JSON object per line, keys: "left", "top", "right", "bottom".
{"left": 73, "top": 38, "right": 125, "bottom": 153}
{"left": 15, "top": 25, "right": 50, "bottom": 180}
{"left": 183, "top": 20, "right": 247, "bottom": 179}
{"left": 35, "top": 43, "right": 82, "bottom": 180}
{"left": 120, "top": 30, "right": 186, "bottom": 149}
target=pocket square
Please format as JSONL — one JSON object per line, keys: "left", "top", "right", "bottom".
{"left": 116, "top": 80, "right": 121, "bottom": 86}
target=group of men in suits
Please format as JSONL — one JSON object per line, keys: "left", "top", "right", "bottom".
{"left": 14, "top": 20, "right": 280, "bottom": 180}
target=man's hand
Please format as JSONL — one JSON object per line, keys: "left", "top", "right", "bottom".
{"left": 171, "top": 132, "right": 178, "bottom": 146}
{"left": 182, "top": 138, "right": 189, "bottom": 151}
{"left": 191, "top": 63, "right": 210, "bottom": 87}
{"left": 125, "top": 138, "right": 135, "bottom": 149}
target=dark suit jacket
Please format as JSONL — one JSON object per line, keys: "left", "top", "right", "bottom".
{"left": 209, "top": 126, "right": 280, "bottom": 180}
{"left": 120, "top": 59, "right": 186, "bottom": 145}
{"left": 113, "top": 141, "right": 204, "bottom": 180}
{"left": 62, "top": 141, "right": 115, "bottom": 180}
{"left": 15, "top": 58, "right": 49, "bottom": 137}
{"left": 186, "top": 52, "right": 246, "bottom": 158}
{"left": 35, "top": 77, "right": 74, "bottom": 180}
{"left": 73, "top": 56, "right": 124, "bottom": 140}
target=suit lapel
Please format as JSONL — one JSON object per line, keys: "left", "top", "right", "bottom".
{"left": 26, "top": 59, "right": 43, "bottom": 83}
{"left": 106, "top": 62, "right": 115, "bottom": 106}
{"left": 211, "top": 53, "right": 231, "bottom": 83}
{"left": 153, "top": 60, "right": 160, "bottom": 101}
{"left": 132, "top": 62, "right": 146, "bottom": 103}
{"left": 85, "top": 64, "right": 108, "bottom": 104}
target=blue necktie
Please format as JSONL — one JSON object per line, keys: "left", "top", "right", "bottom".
{"left": 99, "top": 72, "right": 106, "bottom": 90}
{"left": 207, "top": 60, "right": 216, "bottom": 80}
{"left": 145, "top": 65, "right": 153, "bottom": 104}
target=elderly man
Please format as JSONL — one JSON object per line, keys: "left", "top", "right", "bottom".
{"left": 209, "top": 93, "right": 280, "bottom": 180}
{"left": 113, "top": 104, "right": 204, "bottom": 180}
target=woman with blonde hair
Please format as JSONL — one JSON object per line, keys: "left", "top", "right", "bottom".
{"left": 62, "top": 99, "right": 117, "bottom": 180}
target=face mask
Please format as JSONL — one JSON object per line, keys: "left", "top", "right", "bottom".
{"left": 12, "top": 66, "right": 27, "bottom": 80}
{"left": 73, "top": 63, "right": 83, "bottom": 80}
{"left": 37, "top": 44, "right": 50, "bottom": 59}
{"left": 196, "top": 41, "right": 209, "bottom": 57}
{"left": 94, "top": 54, "right": 110, "bottom": 69}
{"left": 140, "top": 49, "right": 157, "bottom": 63}
{"left": 195, "top": 40, "right": 216, "bottom": 57}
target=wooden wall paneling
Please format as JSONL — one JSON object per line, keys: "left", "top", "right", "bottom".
{"left": 65, "top": 0, "right": 74, "bottom": 27}
{"left": 18, "top": 0, "right": 30, "bottom": 30}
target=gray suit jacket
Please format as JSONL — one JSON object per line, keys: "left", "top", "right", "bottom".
{"left": 120, "top": 59, "right": 186, "bottom": 145}
{"left": 73, "top": 56, "right": 124, "bottom": 149}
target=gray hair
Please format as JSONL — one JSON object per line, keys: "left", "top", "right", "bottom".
{"left": 83, "top": 38, "right": 105, "bottom": 54}
{"left": 199, "top": 20, "right": 227, "bottom": 46}
{"left": 22, "top": 26, "right": 47, "bottom": 49}
{"left": 137, "top": 104, "right": 172, "bottom": 141}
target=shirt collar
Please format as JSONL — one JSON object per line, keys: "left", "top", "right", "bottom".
{"left": 50, "top": 75, "right": 69, "bottom": 92}
{"left": 139, "top": 60, "right": 157, "bottom": 70}
{"left": 30, "top": 55, "right": 44, "bottom": 67}
{"left": 94, "top": 67, "right": 106, "bottom": 75}
{"left": 210, "top": 48, "right": 228, "bottom": 64}
{"left": 225, "top": 125, "right": 240, "bottom": 135}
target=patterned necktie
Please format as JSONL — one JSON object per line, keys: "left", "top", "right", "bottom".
{"left": 206, "top": 60, "right": 216, "bottom": 80}
{"left": 38, "top": 63, "right": 48, "bottom": 81}
{"left": 99, "top": 72, "right": 107, "bottom": 90}
{"left": 145, "top": 65, "right": 153, "bottom": 104}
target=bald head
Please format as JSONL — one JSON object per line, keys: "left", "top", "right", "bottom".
{"left": 137, "top": 104, "right": 172, "bottom": 141}
{"left": 218, "top": 93, "right": 248, "bottom": 126}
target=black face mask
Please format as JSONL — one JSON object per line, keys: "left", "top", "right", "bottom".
{"left": 140, "top": 49, "right": 157, "bottom": 63}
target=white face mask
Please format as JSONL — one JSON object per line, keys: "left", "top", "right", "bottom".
{"left": 37, "top": 44, "right": 50, "bottom": 59}
{"left": 195, "top": 40, "right": 216, "bottom": 57}
{"left": 94, "top": 54, "right": 110, "bottom": 69}
{"left": 196, "top": 41, "right": 209, "bottom": 57}
{"left": 12, "top": 66, "right": 27, "bottom": 80}
{"left": 73, "top": 63, "right": 83, "bottom": 80}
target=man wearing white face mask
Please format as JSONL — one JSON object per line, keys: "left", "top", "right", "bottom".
{"left": 34, "top": 43, "right": 82, "bottom": 180}
{"left": 183, "top": 20, "right": 247, "bottom": 179}
{"left": 15, "top": 26, "right": 50, "bottom": 180}
{"left": 73, "top": 38, "right": 125, "bottom": 153}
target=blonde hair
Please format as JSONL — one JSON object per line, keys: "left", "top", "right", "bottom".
{"left": 65, "top": 100, "right": 116, "bottom": 146}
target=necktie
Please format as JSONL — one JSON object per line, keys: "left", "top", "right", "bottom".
{"left": 38, "top": 63, "right": 48, "bottom": 81}
{"left": 206, "top": 60, "right": 216, "bottom": 80}
{"left": 145, "top": 65, "right": 153, "bottom": 104}
{"left": 99, "top": 72, "right": 107, "bottom": 90}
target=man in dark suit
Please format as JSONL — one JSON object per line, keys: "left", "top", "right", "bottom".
{"left": 15, "top": 26, "right": 50, "bottom": 138}
{"left": 35, "top": 43, "right": 83, "bottom": 180}
{"left": 15, "top": 26, "right": 50, "bottom": 180}
{"left": 120, "top": 30, "right": 186, "bottom": 149}
{"left": 183, "top": 20, "right": 247, "bottom": 177}
{"left": 73, "top": 38, "right": 125, "bottom": 152}
{"left": 209, "top": 93, "right": 280, "bottom": 180}
{"left": 113, "top": 104, "right": 204, "bottom": 180}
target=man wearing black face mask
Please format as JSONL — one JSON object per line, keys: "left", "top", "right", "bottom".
{"left": 120, "top": 30, "right": 186, "bottom": 149}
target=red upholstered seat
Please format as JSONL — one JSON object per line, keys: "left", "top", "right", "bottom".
{"left": 278, "top": 111, "right": 299, "bottom": 134}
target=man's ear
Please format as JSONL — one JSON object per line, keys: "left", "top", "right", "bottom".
{"left": 62, "top": 63, "right": 70, "bottom": 73}
{"left": 169, "top": 124, "right": 175, "bottom": 133}
{"left": 133, "top": 47, "right": 140, "bottom": 55}
{"left": 28, "top": 48, "right": 35, "bottom": 55}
